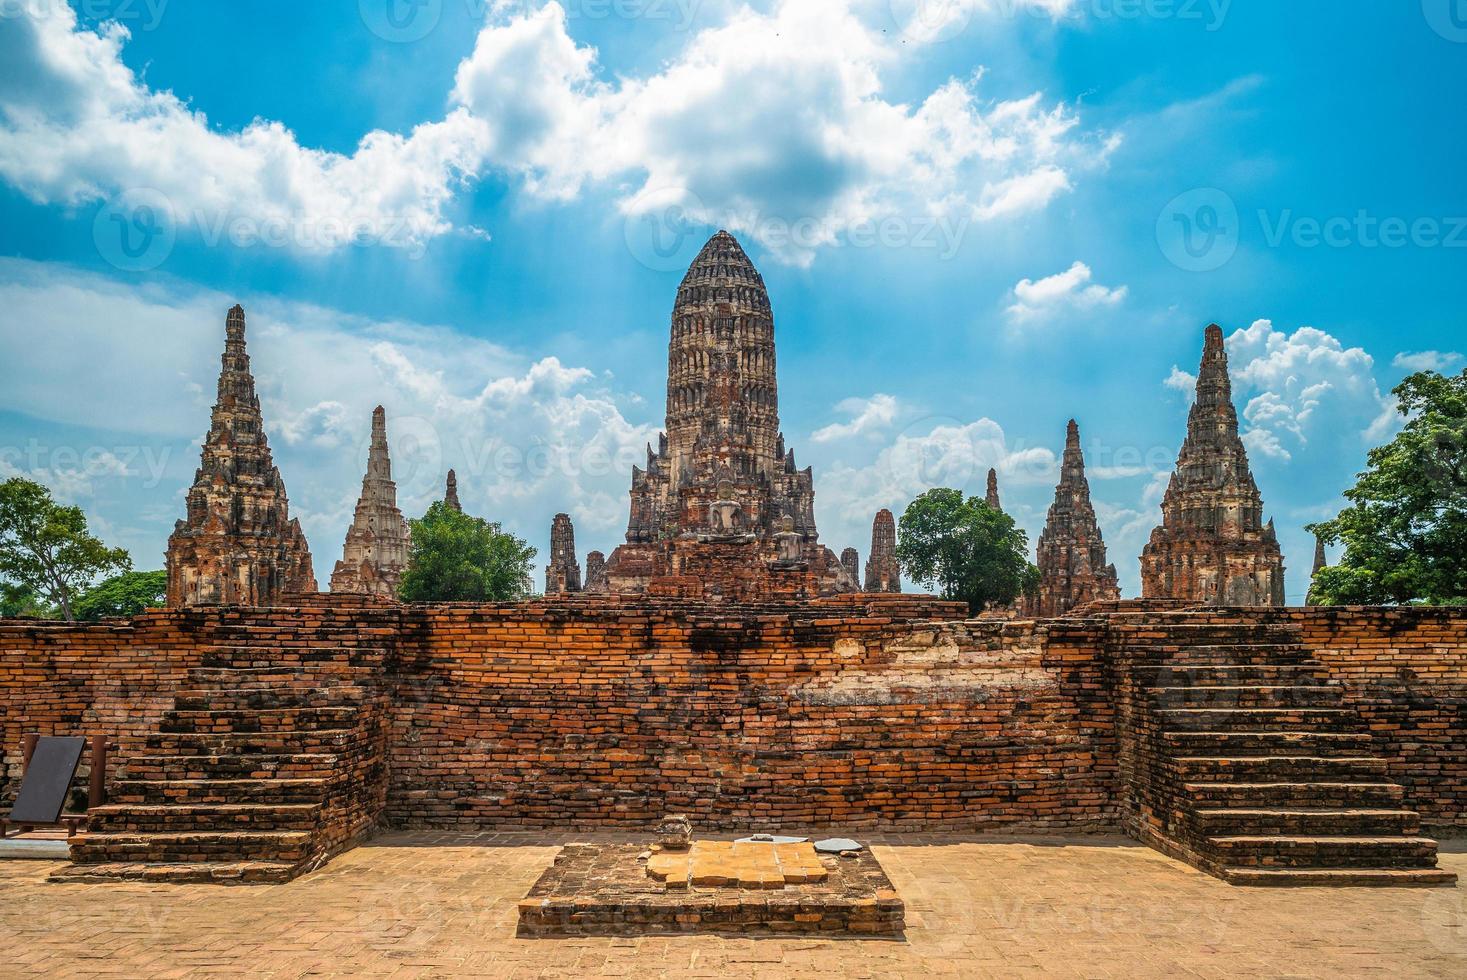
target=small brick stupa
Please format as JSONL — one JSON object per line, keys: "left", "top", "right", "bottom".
{"left": 329, "top": 406, "right": 411, "bottom": 598}
{"left": 863, "top": 509, "right": 901, "bottom": 593}
{"left": 545, "top": 513, "right": 582, "bottom": 594}
{"left": 1028, "top": 420, "right": 1120, "bottom": 617}
{"left": 1142, "top": 324, "right": 1285, "bottom": 606}
{"left": 166, "top": 305, "right": 316, "bottom": 607}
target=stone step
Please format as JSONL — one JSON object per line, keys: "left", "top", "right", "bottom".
{"left": 159, "top": 707, "right": 358, "bottom": 735}
{"left": 125, "top": 753, "right": 340, "bottom": 780}
{"left": 1173, "top": 755, "right": 1389, "bottom": 782}
{"left": 1184, "top": 781, "right": 1404, "bottom": 808}
{"left": 70, "top": 830, "right": 314, "bottom": 864}
{"left": 1156, "top": 708, "right": 1357, "bottom": 732}
{"left": 146, "top": 731, "right": 357, "bottom": 754}
{"left": 1205, "top": 835, "right": 1440, "bottom": 870}
{"left": 87, "top": 803, "right": 322, "bottom": 833}
{"left": 109, "top": 778, "right": 331, "bottom": 806}
{"left": 1147, "top": 686, "right": 1344, "bottom": 709}
{"left": 1216, "top": 867, "right": 1458, "bottom": 887}
{"left": 1132, "top": 663, "right": 1327, "bottom": 686}
{"left": 49, "top": 860, "right": 304, "bottom": 885}
{"left": 1163, "top": 732, "right": 1376, "bottom": 757}
{"left": 1193, "top": 807, "right": 1420, "bottom": 836}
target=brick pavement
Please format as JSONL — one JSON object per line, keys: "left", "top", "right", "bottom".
{"left": 1, "top": 832, "right": 1464, "bottom": 978}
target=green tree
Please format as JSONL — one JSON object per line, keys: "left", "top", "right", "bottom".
{"left": 1309, "top": 370, "right": 1467, "bottom": 605}
{"left": 0, "top": 478, "right": 131, "bottom": 621}
{"left": 1, "top": 582, "right": 55, "bottom": 619}
{"left": 896, "top": 487, "right": 1038, "bottom": 614}
{"left": 398, "top": 501, "right": 536, "bottom": 603}
{"left": 73, "top": 569, "right": 168, "bottom": 621}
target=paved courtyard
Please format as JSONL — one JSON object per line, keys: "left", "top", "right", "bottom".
{"left": 1, "top": 831, "right": 1464, "bottom": 978}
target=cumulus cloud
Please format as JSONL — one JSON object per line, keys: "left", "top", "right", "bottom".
{"left": 0, "top": 1, "right": 1111, "bottom": 263}
{"left": 811, "top": 394, "right": 903, "bottom": 442}
{"left": 0, "top": 258, "right": 656, "bottom": 576}
{"left": 1006, "top": 261, "right": 1127, "bottom": 323}
{"left": 1393, "top": 350, "right": 1464, "bottom": 374}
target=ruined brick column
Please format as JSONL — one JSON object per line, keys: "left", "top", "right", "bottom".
{"left": 1029, "top": 420, "right": 1120, "bottom": 617}
{"left": 864, "top": 509, "right": 901, "bottom": 593}
{"left": 1141, "top": 324, "right": 1286, "bottom": 606}
{"left": 1308, "top": 533, "right": 1328, "bottom": 606}
{"left": 444, "top": 470, "right": 462, "bottom": 512}
{"left": 166, "top": 305, "right": 317, "bottom": 607}
{"left": 545, "top": 513, "right": 582, "bottom": 593}
{"left": 583, "top": 551, "right": 608, "bottom": 593}
{"left": 985, "top": 468, "right": 1002, "bottom": 512}
{"left": 840, "top": 548, "right": 860, "bottom": 584}
{"left": 329, "top": 406, "right": 411, "bottom": 598}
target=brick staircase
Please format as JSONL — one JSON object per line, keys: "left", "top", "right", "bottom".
{"left": 53, "top": 609, "right": 391, "bottom": 885}
{"left": 1118, "top": 617, "right": 1457, "bottom": 887}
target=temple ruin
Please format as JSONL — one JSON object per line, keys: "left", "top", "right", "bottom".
{"left": 545, "top": 513, "right": 582, "bottom": 594}
{"left": 165, "top": 305, "right": 316, "bottom": 607}
{"left": 1028, "top": 420, "right": 1120, "bottom": 617}
{"left": 600, "top": 232, "right": 854, "bottom": 599}
{"left": 863, "top": 509, "right": 901, "bottom": 593}
{"left": 328, "top": 406, "right": 411, "bottom": 598}
{"left": 985, "top": 468, "right": 1002, "bottom": 512}
{"left": 1142, "top": 324, "right": 1286, "bottom": 606}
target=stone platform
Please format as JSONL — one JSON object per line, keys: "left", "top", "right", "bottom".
{"left": 517, "top": 842, "right": 904, "bottom": 937}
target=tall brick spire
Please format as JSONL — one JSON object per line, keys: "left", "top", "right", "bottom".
{"left": 985, "top": 468, "right": 1002, "bottom": 512}
{"left": 444, "top": 469, "right": 462, "bottom": 512}
{"left": 1308, "top": 533, "right": 1328, "bottom": 606}
{"left": 329, "top": 406, "right": 411, "bottom": 598}
{"left": 864, "top": 509, "right": 901, "bottom": 593}
{"left": 1029, "top": 420, "right": 1120, "bottom": 617}
{"left": 545, "top": 513, "right": 582, "bottom": 593}
{"left": 166, "top": 305, "right": 316, "bottom": 606}
{"left": 1142, "top": 324, "right": 1285, "bottom": 606}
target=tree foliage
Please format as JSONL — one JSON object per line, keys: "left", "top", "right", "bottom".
{"left": 73, "top": 569, "right": 168, "bottom": 621}
{"left": 1309, "top": 370, "right": 1467, "bottom": 605}
{"left": 398, "top": 501, "right": 537, "bottom": 603}
{"left": 0, "top": 477, "right": 131, "bottom": 621}
{"left": 1, "top": 582, "right": 55, "bottom": 619}
{"left": 895, "top": 487, "right": 1038, "bottom": 614}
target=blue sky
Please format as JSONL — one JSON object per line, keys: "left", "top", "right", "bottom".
{"left": 1, "top": 0, "right": 1465, "bottom": 601}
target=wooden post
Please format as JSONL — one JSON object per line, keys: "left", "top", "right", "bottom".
{"left": 21, "top": 733, "right": 38, "bottom": 772}
{"left": 88, "top": 735, "right": 108, "bottom": 809}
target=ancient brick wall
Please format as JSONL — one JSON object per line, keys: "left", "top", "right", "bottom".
{"left": 385, "top": 596, "right": 1118, "bottom": 833}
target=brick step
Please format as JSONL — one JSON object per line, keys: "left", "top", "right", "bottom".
{"left": 1131, "top": 646, "right": 1313, "bottom": 667}
{"left": 1163, "top": 731, "right": 1376, "bottom": 757}
{"left": 1156, "top": 708, "right": 1357, "bottom": 732}
{"left": 160, "top": 707, "right": 358, "bottom": 734}
{"left": 1184, "top": 781, "right": 1404, "bottom": 808}
{"left": 109, "top": 778, "right": 331, "bottom": 805}
{"left": 188, "top": 664, "right": 378, "bottom": 683}
{"left": 1147, "top": 686, "right": 1344, "bottom": 709}
{"left": 1193, "top": 807, "right": 1420, "bottom": 836}
{"left": 49, "top": 861, "right": 304, "bottom": 885}
{"left": 125, "top": 753, "right": 340, "bottom": 780}
{"left": 174, "top": 687, "right": 371, "bottom": 711}
{"left": 1205, "top": 835, "right": 1440, "bottom": 870}
{"left": 1173, "top": 756, "right": 1389, "bottom": 781}
{"left": 146, "top": 731, "right": 357, "bottom": 754}
{"left": 87, "top": 803, "right": 322, "bottom": 833}
{"left": 200, "top": 652, "right": 375, "bottom": 670}
{"left": 70, "top": 830, "right": 314, "bottom": 864}
{"left": 1132, "top": 664, "right": 1327, "bottom": 685}
{"left": 1215, "top": 867, "right": 1458, "bottom": 887}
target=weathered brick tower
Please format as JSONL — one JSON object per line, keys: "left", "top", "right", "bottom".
{"left": 602, "top": 231, "right": 854, "bottom": 598}
{"left": 166, "top": 305, "right": 316, "bottom": 607}
{"left": 863, "top": 509, "right": 901, "bottom": 593}
{"left": 1028, "top": 420, "right": 1120, "bottom": 617}
{"left": 545, "top": 513, "right": 582, "bottom": 593}
{"left": 1142, "top": 324, "right": 1285, "bottom": 606}
{"left": 329, "top": 406, "right": 411, "bottom": 598}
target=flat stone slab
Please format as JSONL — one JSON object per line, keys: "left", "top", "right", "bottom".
{"left": 0, "top": 837, "right": 72, "bottom": 861}
{"left": 647, "top": 839, "right": 827, "bottom": 888}
{"left": 517, "top": 842, "right": 904, "bottom": 937}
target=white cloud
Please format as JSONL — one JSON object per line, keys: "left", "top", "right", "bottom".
{"left": 811, "top": 394, "right": 902, "bottom": 442}
{"left": 0, "top": 1, "right": 1111, "bottom": 264}
{"left": 1006, "top": 261, "right": 1127, "bottom": 323}
{"left": 1393, "top": 350, "right": 1463, "bottom": 374}
{"left": 1164, "top": 366, "right": 1197, "bottom": 393}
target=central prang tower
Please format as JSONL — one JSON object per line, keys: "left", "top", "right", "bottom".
{"left": 601, "top": 230, "right": 853, "bottom": 598}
